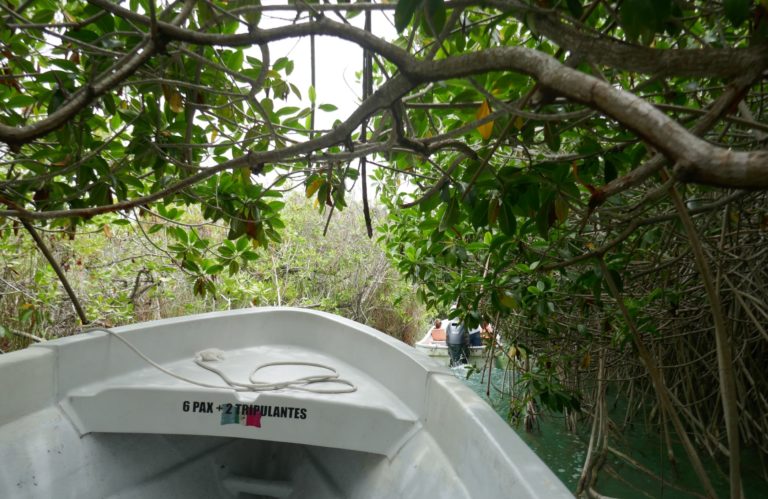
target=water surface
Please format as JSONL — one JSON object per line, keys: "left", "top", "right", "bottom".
{"left": 459, "top": 367, "right": 764, "bottom": 498}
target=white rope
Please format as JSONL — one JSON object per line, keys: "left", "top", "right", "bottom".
{"left": 83, "top": 327, "right": 357, "bottom": 394}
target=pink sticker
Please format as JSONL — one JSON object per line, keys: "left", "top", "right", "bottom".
{"left": 245, "top": 410, "right": 262, "bottom": 428}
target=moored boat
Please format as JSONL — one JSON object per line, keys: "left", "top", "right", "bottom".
{"left": 414, "top": 320, "right": 501, "bottom": 370}
{"left": 0, "top": 308, "right": 569, "bottom": 498}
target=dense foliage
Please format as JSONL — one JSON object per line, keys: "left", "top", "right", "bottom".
{"left": 0, "top": 196, "right": 422, "bottom": 348}
{"left": 1, "top": 1, "right": 767, "bottom": 496}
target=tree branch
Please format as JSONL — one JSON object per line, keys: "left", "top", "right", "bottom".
{"left": 592, "top": 69, "right": 760, "bottom": 206}
{"left": 407, "top": 49, "right": 768, "bottom": 189}
{"left": 666, "top": 175, "right": 741, "bottom": 498}
{"left": 598, "top": 257, "right": 717, "bottom": 498}
{"left": 523, "top": 9, "right": 768, "bottom": 78}
{"left": 20, "top": 219, "right": 89, "bottom": 325}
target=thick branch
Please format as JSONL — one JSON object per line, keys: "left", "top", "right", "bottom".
{"left": 407, "top": 49, "right": 768, "bottom": 189}
{"left": 3, "top": 5, "right": 768, "bottom": 208}
{"left": 87, "top": 1, "right": 413, "bottom": 70}
{"left": 594, "top": 69, "right": 760, "bottom": 205}
{"left": 525, "top": 9, "right": 768, "bottom": 78}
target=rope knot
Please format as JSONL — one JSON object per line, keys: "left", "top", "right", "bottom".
{"left": 196, "top": 348, "right": 226, "bottom": 362}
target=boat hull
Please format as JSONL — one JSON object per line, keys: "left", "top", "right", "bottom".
{"left": 414, "top": 342, "right": 497, "bottom": 369}
{"left": 414, "top": 328, "right": 504, "bottom": 370}
{"left": 0, "top": 308, "right": 569, "bottom": 498}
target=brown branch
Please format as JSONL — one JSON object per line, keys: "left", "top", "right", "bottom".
{"left": 3, "top": 35, "right": 764, "bottom": 220}
{"left": 7, "top": 328, "right": 46, "bottom": 343}
{"left": 0, "top": 191, "right": 89, "bottom": 323}
{"left": 592, "top": 70, "right": 760, "bottom": 206}
{"left": 407, "top": 100, "right": 593, "bottom": 122}
{"left": 666, "top": 175, "right": 742, "bottom": 498}
{"left": 399, "top": 153, "right": 467, "bottom": 208}
{"left": 3, "top": 3, "right": 767, "bottom": 203}
{"left": 360, "top": 9, "right": 374, "bottom": 239}
{"left": 599, "top": 258, "right": 717, "bottom": 498}
{"left": 87, "top": 1, "right": 414, "bottom": 71}
{"left": 98, "top": 0, "right": 768, "bottom": 79}
{"left": 20, "top": 219, "right": 89, "bottom": 325}
{"left": 522, "top": 8, "right": 768, "bottom": 78}
{"left": 405, "top": 49, "right": 768, "bottom": 189}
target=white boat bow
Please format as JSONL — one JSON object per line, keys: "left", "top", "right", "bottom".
{"left": 0, "top": 308, "right": 570, "bottom": 498}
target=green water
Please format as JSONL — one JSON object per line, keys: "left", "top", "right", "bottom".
{"left": 460, "top": 367, "right": 766, "bottom": 498}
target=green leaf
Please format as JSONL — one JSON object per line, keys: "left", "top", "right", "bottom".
{"left": 227, "top": 218, "right": 245, "bottom": 240}
{"left": 471, "top": 198, "right": 490, "bottom": 228}
{"left": 439, "top": 196, "right": 459, "bottom": 232}
{"left": 241, "top": 250, "right": 259, "bottom": 261}
{"left": 499, "top": 292, "right": 517, "bottom": 310}
{"left": 182, "top": 259, "right": 200, "bottom": 273}
{"left": 498, "top": 200, "right": 517, "bottom": 236}
{"left": 32, "top": 8, "right": 55, "bottom": 24}
{"left": 419, "top": 189, "right": 441, "bottom": 212}
{"left": 47, "top": 89, "right": 67, "bottom": 115}
{"left": 273, "top": 57, "right": 292, "bottom": 73}
{"left": 605, "top": 269, "right": 624, "bottom": 293}
{"left": 174, "top": 227, "right": 189, "bottom": 245}
{"left": 620, "top": 0, "right": 670, "bottom": 42}
{"left": 395, "top": 0, "right": 423, "bottom": 32}
{"left": 536, "top": 195, "right": 555, "bottom": 239}
{"left": 275, "top": 106, "right": 300, "bottom": 117}
{"left": 236, "top": 235, "right": 249, "bottom": 252}
{"left": 6, "top": 94, "right": 37, "bottom": 108}
{"left": 205, "top": 263, "right": 224, "bottom": 275}
{"left": 20, "top": 307, "right": 34, "bottom": 324}
{"left": 102, "top": 94, "right": 117, "bottom": 115}
{"left": 421, "top": 0, "right": 446, "bottom": 36}
{"left": 50, "top": 59, "right": 79, "bottom": 72}
{"left": 231, "top": 0, "right": 261, "bottom": 27}
{"left": 228, "top": 260, "right": 240, "bottom": 275}
{"left": 466, "top": 241, "right": 487, "bottom": 251}
{"left": 566, "top": 0, "right": 583, "bottom": 18}
{"left": 308, "top": 85, "right": 316, "bottom": 104}
{"left": 724, "top": 0, "right": 752, "bottom": 27}
{"left": 64, "top": 29, "right": 99, "bottom": 44}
